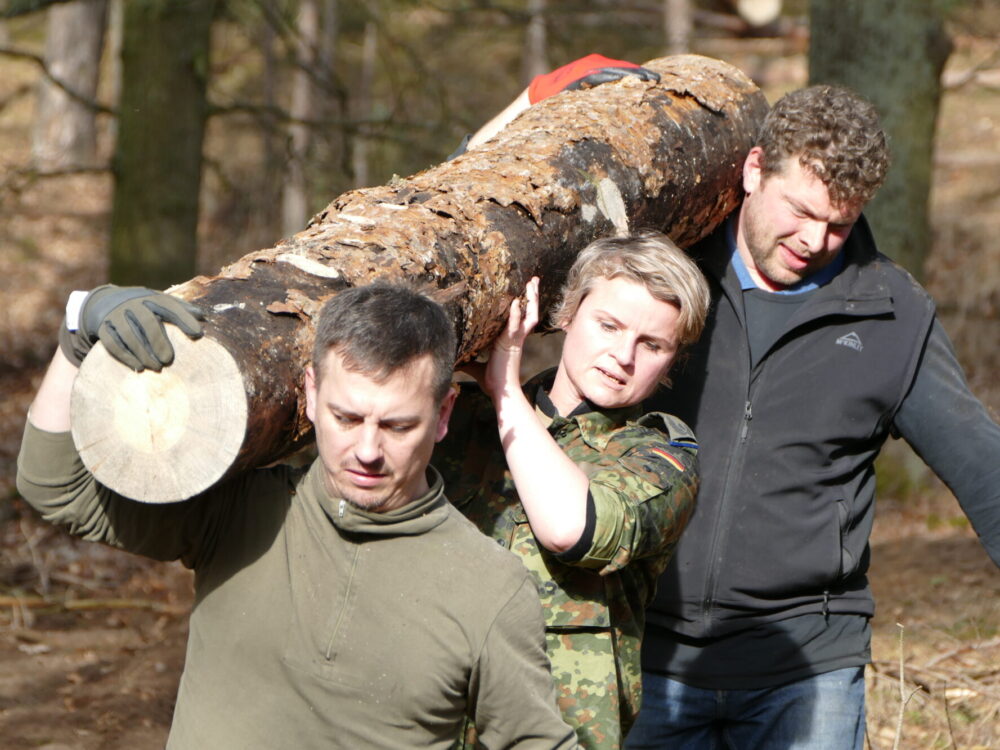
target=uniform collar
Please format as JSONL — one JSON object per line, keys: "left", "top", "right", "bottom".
{"left": 525, "top": 368, "right": 639, "bottom": 450}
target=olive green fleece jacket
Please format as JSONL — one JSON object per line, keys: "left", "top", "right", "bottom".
{"left": 17, "top": 422, "right": 578, "bottom": 750}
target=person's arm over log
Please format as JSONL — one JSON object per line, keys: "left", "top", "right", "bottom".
{"left": 461, "top": 54, "right": 661, "bottom": 153}
{"left": 16, "top": 288, "right": 214, "bottom": 561}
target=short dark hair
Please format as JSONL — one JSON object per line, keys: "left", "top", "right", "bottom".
{"left": 758, "top": 85, "right": 890, "bottom": 207}
{"left": 312, "top": 282, "right": 457, "bottom": 402}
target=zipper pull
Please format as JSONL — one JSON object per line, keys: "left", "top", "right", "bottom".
{"left": 740, "top": 401, "right": 753, "bottom": 440}
{"left": 339, "top": 499, "right": 346, "bottom": 518}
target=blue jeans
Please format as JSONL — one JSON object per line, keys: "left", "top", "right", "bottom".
{"left": 624, "top": 666, "right": 866, "bottom": 750}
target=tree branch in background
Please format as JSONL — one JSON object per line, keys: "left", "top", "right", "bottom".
{"left": 0, "top": 45, "right": 113, "bottom": 114}
{"left": 0, "top": 0, "right": 72, "bottom": 18}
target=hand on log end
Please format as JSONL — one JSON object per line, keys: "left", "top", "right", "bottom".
{"left": 71, "top": 328, "right": 247, "bottom": 503}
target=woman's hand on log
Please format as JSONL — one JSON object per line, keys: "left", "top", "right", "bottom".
{"left": 462, "top": 278, "right": 539, "bottom": 403}
{"left": 59, "top": 285, "right": 204, "bottom": 372}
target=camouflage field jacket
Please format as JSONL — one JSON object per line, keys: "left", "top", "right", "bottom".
{"left": 435, "top": 370, "right": 699, "bottom": 749}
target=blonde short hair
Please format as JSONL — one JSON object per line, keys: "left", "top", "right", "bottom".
{"left": 550, "top": 230, "right": 709, "bottom": 351}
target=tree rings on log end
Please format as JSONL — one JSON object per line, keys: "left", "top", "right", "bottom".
{"left": 70, "top": 328, "right": 248, "bottom": 503}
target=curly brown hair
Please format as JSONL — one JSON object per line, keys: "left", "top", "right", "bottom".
{"left": 757, "top": 85, "right": 890, "bottom": 207}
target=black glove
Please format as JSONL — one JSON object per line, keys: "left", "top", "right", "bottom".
{"left": 59, "top": 285, "right": 205, "bottom": 371}
{"left": 564, "top": 66, "right": 660, "bottom": 91}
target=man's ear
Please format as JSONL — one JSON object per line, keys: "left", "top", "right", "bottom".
{"left": 743, "top": 146, "right": 765, "bottom": 195}
{"left": 304, "top": 364, "right": 317, "bottom": 424}
{"left": 434, "top": 385, "right": 458, "bottom": 443}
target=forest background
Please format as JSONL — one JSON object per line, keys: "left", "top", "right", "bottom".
{"left": 0, "top": 0, "right": 998, "bottom": 748}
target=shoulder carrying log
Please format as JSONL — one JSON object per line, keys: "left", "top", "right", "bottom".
{"left": 71, "top": 54, "right": 769, "bottom": 503}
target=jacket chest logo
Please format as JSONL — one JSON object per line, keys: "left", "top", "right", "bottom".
{"left": 835, "top": 331, "right": 864, "bottom": 352}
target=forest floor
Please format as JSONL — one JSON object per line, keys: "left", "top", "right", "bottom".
{"left": 1, "top": 32, "right": 1000, "bottom": 750}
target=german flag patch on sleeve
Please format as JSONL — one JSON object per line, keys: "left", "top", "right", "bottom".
{"left": 649, "top": 446, "right": 686, "bottom": 472}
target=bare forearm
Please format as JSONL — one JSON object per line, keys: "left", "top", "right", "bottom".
{"left": 495, "top": 387, "right": 588, "bottom": 553}
{"left": 27, "top": 348, "right": 78, "bottom": 433}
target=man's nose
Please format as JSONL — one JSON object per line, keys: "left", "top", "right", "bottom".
{"left": 355, "top": 424, "right": 383, "bottom": 464}
{"left": 799, "top": 220, "right": 828, "bottom": 253}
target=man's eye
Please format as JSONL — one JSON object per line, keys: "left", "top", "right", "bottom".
{"left": 643, "top": 340, "right": 662, "bottom": 352}
{"left": 600, "top": 321, "right": 617, "bottom": 332}
{"left": 334, "top": 414, "right": 356, "bottom": 425}
{"left": 388, "top": 424, "right": 414, "bottom": 434}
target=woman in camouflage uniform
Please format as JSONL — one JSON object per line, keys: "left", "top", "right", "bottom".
{"left": 436, "top": 231, "right": 710, "bottom": 749}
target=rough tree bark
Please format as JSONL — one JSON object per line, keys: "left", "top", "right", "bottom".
{"left": 72, "top": 54, "right": 769, "bottom": 503}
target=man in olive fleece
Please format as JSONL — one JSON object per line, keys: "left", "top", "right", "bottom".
{"left": 17, "top": 282, "right": 578, "bottom": 750}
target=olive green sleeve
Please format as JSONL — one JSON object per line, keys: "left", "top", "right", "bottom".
{"left": 16, "top": 420, "right": 239, "bottom": 566}
{"left": 470, "top": 575, "right": 579, "bottom": 749}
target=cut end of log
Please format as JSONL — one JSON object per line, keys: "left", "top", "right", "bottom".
{"left": 70, "top": 328, "right": 248, "bottom": 503}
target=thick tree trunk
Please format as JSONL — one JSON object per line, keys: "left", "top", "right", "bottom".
{"left": 72, "top": 54, "right": 768, "bottom": 503}
{"left": 108, "top": 0, "right": 215, "bottom": 288}
{"left": 808, "top": 0, "right": 951, "bottom": 278}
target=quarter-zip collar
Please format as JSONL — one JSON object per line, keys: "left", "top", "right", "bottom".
{"left": 306, "top": 459, "right": 450, "bottom": 537}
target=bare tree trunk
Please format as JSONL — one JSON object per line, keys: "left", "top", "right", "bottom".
{"left": 809, "top": 0, "right": 951, "bottom": 278}
{"left": 522, "top": 0, "right": 548, "bottom": 86}
{"left": 108, "top": 0, "right": 216, "bottom": 288}
{"left": 350, "top": 20, "right": 376, "bottom": 188}
{"left": 105, "top": 0, "right": 122, "bottom": 144}
{"left": 72, "top": 55, "right": 768, "bottom": 503}
{"left": 664, "top": 0, "right": 692, "bottom": 56}
{"left": 32, "top": 0, "right": 108, "bottom": 169}
{"left": 281, "top": 0, "right": 320, "bottom": 236}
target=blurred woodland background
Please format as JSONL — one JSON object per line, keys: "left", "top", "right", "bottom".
{"left": 0, "top": 1, "right": 999, "bottom": 748}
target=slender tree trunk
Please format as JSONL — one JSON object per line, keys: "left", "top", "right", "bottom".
{"left": 32, "top": 0, "right": 108, "bottom": 169}
{"left": 664, "top": 0, "right": 692, "bottom": 56}
{"left": 350, "top": 20, "right": 376, "bottom": 188}
{"left": 108, "top": 0, "right": 216, "bottom": 288}
{"left": 72, "top": 55, "right": 768, "bottom": 503}
{"left": 281, "top": 0, "right": 320, "bottom": 236}
{"left": 522, "top": 0, "right": 548, "bottom": 86}
{"left": 105, "top": 0, "right": 122, "bottom": 143}
{"left": 809, "top": 0, "right": 951, "bottom": 278}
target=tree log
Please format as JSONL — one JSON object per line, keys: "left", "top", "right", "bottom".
{"left": 71, "top": 54, "right": 769, "bottom": 503}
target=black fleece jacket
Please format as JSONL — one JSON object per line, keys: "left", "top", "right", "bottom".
{"left": 644, "top": 214, "right": 1000, "bottom": 646}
